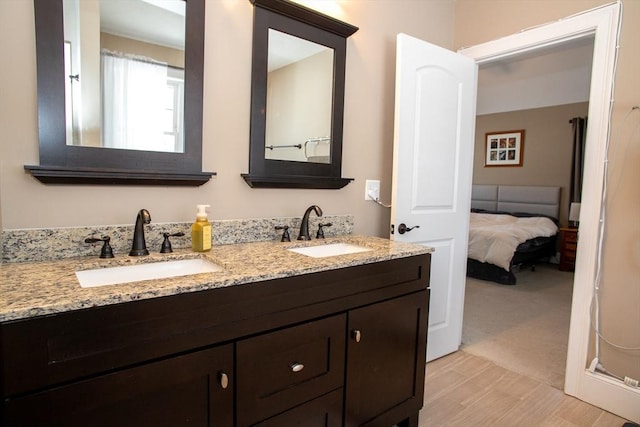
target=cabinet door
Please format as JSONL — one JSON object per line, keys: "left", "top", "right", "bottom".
{"left": 3, "top": 345, "right": 234, "bottom": 427}
{"left": 345, "top": 290, "right": 429, "bottom": 426}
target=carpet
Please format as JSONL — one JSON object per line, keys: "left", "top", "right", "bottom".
{"left": 461, "top": 262, "right": 574, "bottom": 390}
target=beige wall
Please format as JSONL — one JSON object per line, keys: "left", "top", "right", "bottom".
{"left": 474, "top": 103, "right": 589, "bottom": 226}
{"left": 456, "top": 0, "right": 640, "bottom": 382}
{"left": 101, "top": 33, "right": 185, "bottom": 68}
{"left": 266, "top": 49, "right": 333, "bottom": 162}
{"left": 0, "top": 0, "right": 453, "bottom": 236}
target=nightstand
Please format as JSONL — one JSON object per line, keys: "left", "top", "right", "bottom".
{"left": 559, "top": 227, "right": 578, "bottom": 271}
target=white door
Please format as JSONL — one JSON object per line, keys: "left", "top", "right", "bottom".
{"left": 391, "top": 33, "right": 477, "bottom": 362}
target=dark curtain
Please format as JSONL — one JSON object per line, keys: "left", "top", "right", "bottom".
{"left": 570, "top": 117, "right": 587, "bottom": 204}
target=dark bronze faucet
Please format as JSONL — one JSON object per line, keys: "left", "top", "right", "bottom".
{"left": 160, "top": 232, "right": 185, "bottom": 253}
{"left": 275, "top": 225, "right": 291, "bottom": 242}
{"left": 130, "top": 209, "right": 151, "bottom": 256}
{"left": 85, "top": 236, "right": 114, "bottom": 258}
{"left": 298, "top": 205, "right": 323, "bottom": 240}
{"left": 316, "top": 222, "right": 333, "bottom": 239}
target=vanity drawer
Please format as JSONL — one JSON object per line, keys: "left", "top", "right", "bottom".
{"left": 254, "top": 388, "right": 343, "bottom": 426}
{"left": 236, "top": 314, "right": 346, "bottom": 426}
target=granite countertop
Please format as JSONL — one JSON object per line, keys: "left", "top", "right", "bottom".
{"left": 0, "top": 235, "right": 432, "bottom": 322}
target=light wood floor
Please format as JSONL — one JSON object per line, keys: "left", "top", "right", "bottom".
{"left": 419, "top": 350, "right": 629, "bottom": 426}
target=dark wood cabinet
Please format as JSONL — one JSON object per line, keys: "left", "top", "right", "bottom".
{"left": 559, "top": 227, "right": 578, "bottom": 271}
{"left": 4, "top": 345, "right": 234, "bottom": 427}
{"left": 1, "top": 255, "right": 430, "bottom": 426}
{"left": 345, "top": 291, "right": 429, "bottom": 426}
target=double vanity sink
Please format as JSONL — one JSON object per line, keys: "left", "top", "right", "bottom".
{"left": 0, "top": 235, "right": 432, "bottom": 426}
{"left": 1, "top": 235, "right": 426, "bottom": 322}
{"left": 75, "top": 241, "right": 372, "bottom": 288}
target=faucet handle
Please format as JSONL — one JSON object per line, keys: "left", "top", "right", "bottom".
{"left": 85, "top": 236, "right": 114, "bottom": 259}
{"left": 160, "top": 232, "right": 185, "bottom": 253}
{"left": 275, "top": 225, "right": 291, "bottom": 242}
{"left": 316, "top": 223, "right": 333, "bottom": 239}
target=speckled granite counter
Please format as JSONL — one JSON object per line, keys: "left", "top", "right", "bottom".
{"left": 0, "top": 235, "right": 432, "bottom": 322}
{"left": 1, "top": 215, "right": 354, "bottom": 263}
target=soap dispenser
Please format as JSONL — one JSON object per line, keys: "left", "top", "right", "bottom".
{"left": 192, "top": 204, "right": 212, "bottom": 252}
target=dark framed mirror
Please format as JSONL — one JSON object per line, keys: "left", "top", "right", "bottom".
{"left": 242, "top": 0, "right": 358, "bottom": 189}
{"left": 25, "top": 0, "right": 214, "bottom": 186}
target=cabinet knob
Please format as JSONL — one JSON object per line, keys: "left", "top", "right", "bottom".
{"left": 352, "top": 329, "right": 362, "bottom": 343}
{"left": 218, "top": 372, "right": 229, "bottom": 389}
{"left": 290, "top": 363, "right": 305, "bottom": 373}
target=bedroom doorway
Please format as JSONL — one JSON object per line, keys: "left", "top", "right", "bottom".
{"left": 458, "top": 2, "right": 629, "bottom": 418}
{"left": 461, "top": 44, "right": 592, "bottom": 390}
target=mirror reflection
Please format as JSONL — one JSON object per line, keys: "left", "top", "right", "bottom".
{"left": 62, "top": 0, "right": 185, "bottom": 153}
{"left": 265, "top": 29, "right": 333, "bottom": 164}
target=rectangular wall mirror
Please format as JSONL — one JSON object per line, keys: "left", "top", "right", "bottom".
{"left": 242, "top": 0, "right": 358, "bottom": 189}
{"left": 26, "top": 0, "right": 214, "bottom": 186}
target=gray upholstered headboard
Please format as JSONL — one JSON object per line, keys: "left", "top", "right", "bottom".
{"left": 471, "top": 185, "right": 561, "bottom": 219}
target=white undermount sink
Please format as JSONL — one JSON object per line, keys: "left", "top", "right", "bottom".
{"left": 287, "top": 243, "right": 372, "bottom": 258}
{"left": 76, "top": 258, "right": 222, "bottom": 288}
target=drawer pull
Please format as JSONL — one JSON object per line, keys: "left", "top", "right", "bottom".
{"left": 352, "top": 329, "right": 362, "bottom": 343}
{"left": 290, "top": 363, "right": 304, "bottom": 373}
{"left": 218, "top": 372, "right": 229, "bottom": 389}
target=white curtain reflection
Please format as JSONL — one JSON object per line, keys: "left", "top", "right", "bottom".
{"left": 101, "top": 50, "right": 169, "bottom": 151}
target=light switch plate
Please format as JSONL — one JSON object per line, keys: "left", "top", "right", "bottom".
{"left": 365, "top": 180, "right": 380, "bottom": 201}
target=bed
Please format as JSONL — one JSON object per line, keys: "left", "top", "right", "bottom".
{"left": 467, "top": 185, "right": 561, "bottom": 285}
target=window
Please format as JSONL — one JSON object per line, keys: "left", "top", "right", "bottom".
{"left": 163, "top": 68, "right": 185, "bottom": 152}
{"left": 101, "top": 50, "right": 185, "bottom": 153}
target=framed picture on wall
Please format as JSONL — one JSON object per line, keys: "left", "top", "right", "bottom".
{"left": 484, "top": 130, "right": 525, "bottom": 167}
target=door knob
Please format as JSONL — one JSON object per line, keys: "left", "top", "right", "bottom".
{"left": 352, "top": 329, "right": 362, "bottom": 343}
{"left": 397, "top": 223, "right": 420, "bottom": 234}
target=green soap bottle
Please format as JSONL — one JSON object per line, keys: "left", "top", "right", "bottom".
{"left": 192, "top": 204, "right": 212, "bottom": 252}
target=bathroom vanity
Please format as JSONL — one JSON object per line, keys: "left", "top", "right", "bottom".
{"left": 0, "top": 236, "right": 431, "bottom": 426}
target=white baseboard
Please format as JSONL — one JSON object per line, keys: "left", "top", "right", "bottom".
{"left": 571, "top": 370, "right": 640, "bottom": 423}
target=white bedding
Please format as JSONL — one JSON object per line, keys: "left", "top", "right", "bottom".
{"left": 467, "top": 213, "right": 558, "bottom": 271}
